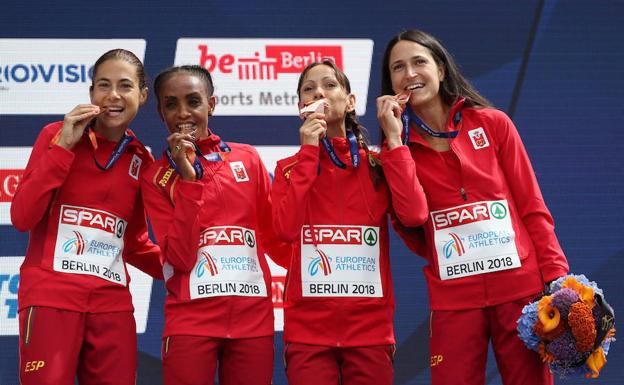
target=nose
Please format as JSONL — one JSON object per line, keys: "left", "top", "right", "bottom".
{"left": 403, "top": 63, "right": 419, "bottom": 80}
{"left": 177, "top": 104, "right": 191, "bottom": 119}
{"left": 313, "top": 86, "right": 325, "bottom": 100}
{"left": 108, "top": 85, "right": 121, "bottom": 99}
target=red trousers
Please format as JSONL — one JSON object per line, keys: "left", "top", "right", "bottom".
{"left": 18, "top": 306, "right": 137, "bottom": 385}
{"left": 429, "top": 295, "right": 553, "bottom": 385}
{"left": 162, "top": 335, "right": 274, "bottom": 385}
{"left": 285, "top": 343, "right": 394, "bottom": 385}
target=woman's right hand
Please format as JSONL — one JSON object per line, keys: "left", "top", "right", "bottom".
{"left": 58, "top": 104, "right": 102, "bottom": 150}
{"left": 376, "top": 95, "right": 404, "bottom": 149}
{"left": 299, "top": 112, "right": 327, "bottom": 146}
{"left": 167, "top": 132, "right": 197, "bottom": 181}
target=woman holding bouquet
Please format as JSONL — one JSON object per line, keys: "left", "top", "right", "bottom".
{"left": 271, "top": 60, "right": 428, "bottom": 385}
{"left": 377, "top": 29, "right": 569, "bottom": 385}
{"left": 141, "top": 65, "right": 289, "bottom": 385}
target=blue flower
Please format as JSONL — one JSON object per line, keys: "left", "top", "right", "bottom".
{"left": 517, "top": 301, "right": 540, "bottom": 351}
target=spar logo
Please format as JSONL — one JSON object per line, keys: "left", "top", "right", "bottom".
{"left": 308, "top": 249, "right": 333, "bottom": 277}
{"left": 363, "top": 228, "right": 378, "bottom": 246}
{"left": 490, "top": 202, "right": 507, "bottom": 219}
{"left": 60, "top": 206, "right": 126, "bottom": 239}
{"left": 432, "top": 202, "right": 491, "bottom": 230}
{"left": 195, "top": 252, "right": 219, "bottom": 278}
{"left": 0, "top": 63, "right": 93, "bottom": 84}
{"left": 442, "top": 233, "right": 465, "bottom": 258}
{"left": 197, "top": 44, "right": 343, "bottom": 80}
{"left": 199, "top": 227, "right": 255, "bottom": 248}
{"left": 302, "top": 226, "right": 362, "bottom": 245}
{"left": 62, "top": 231, "right": 87, "bottom": 255}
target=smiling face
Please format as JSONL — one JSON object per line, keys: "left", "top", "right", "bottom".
{"left": 89, "top": 59, "right": 147, "bottom": 133}
{"left": 298, "top": 64, "right": 355, "bottom": 130}
{"left": 157, "top": 73, "right": 216, "bottom": 139}
{"left": 388, "top": 40, "right": 445, "bottom": 112}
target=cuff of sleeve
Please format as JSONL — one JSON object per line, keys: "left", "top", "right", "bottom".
{"left": 381, "top": 145, "right": 411, "bottom": 163}
{"left": 299, "top": 145, "right": 320, "bottom": 162}
{"left": 48, "top": 144, "right": 76, "bottom": 170}
{"left": 541, "top": 266, "right": 569, "bottom": 285}
{"left": 174, "top": 179, "right": 204, "bottom": 205}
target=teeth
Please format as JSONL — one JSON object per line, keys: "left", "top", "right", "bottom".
{"left": 406, "top": 84, "right": 423, "bottom": 91}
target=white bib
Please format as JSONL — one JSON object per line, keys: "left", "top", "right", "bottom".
{"left": 300, "top": 225, "right": 382, "bottom": 297}
{"left": 54, "top": 205, "right": 127, "bottom": 285}
{"left": 431, "top": 200, "right": 521, "bottom": 280}
{"left": 189, "top": 226, "right": 267, "bottom": 299}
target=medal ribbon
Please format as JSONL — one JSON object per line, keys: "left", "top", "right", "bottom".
{"left": 320, "top": 131, "right": 360, "bottom": 169}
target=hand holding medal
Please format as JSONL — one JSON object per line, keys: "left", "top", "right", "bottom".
{"left": 298, "top": 98, "right": 329, "bottom": 146}
{"left": 376, "top": 90, "right": 411, "bottom": 149}
{"left": 166, "top": 129, "right": 199, "bottom": 181}
{"left": 57, "top": 104, "right": 107, "bottom": 150}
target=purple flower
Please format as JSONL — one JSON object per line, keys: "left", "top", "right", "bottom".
{"left": 519, "top": 274, "right": 614, "bottom": 378}
{"left": 550, "top": 360, "right": 590, "bottom": 378}
{"left": 551, "top": 288, "right": 579, "bottom": 320}
{"left": 547, "top": 332, "right": 586, "bottom": 363}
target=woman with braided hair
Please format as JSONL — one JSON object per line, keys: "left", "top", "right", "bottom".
{"left": 271, "top": 60, "right": 428, "bottom": 385}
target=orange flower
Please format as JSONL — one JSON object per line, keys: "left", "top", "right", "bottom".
{"left": 568, "top": 302, "right": 596, "bottom": 352}
{"left": 562, "top": 277, "right": 595, "bottom": 307}
{"left": 534, "top": 318, "right": 567, "bottom": 341}
{"left": 585, "top": 347, "right": 607, "bottom": 378}
{"left": 537, "top": 296, "right": 561, "bottom": 332}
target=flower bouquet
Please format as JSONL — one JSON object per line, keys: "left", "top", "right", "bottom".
{"left": 517, "top": 274, "right": 616, "bottom": 378}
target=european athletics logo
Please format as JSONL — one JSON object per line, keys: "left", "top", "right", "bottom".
{"left": 307, "top": 249, "right": 332, "bottom": 276}
{"left": 442, "top": 232, "right": 465, "bottom": 259}
{"left": 195, "top": 252, "right": 219, "bottom": 278}
{"left": 62, "top": 231, "right": 86, "bottom": 255}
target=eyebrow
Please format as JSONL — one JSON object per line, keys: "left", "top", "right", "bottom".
{"left": 303, "top": 76, "right": 337, "bottom": 84}
{"left": 94, "top": 77, "right": 135, "bottom": 83}
{"left": 391, "top": 55, "right": 427, "bottom": 66}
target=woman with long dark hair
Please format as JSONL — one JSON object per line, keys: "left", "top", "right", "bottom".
{"left": 377, "top": 29, "right": 569, "bottom": 385}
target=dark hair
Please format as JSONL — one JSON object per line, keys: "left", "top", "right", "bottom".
{"left": 298, "top": 60, "right": 383, "bottom": 185}
{"left": 297, "top": 60, "right": 371, "bottom": 149}
{"left": 381, "top": 29, "right": 491, "bottom": 108}
{"left": 91, "top": 49, "right": 147, "bottom": 90}
{"left": 153, "top": 65, "right": 214, "bottom": 111}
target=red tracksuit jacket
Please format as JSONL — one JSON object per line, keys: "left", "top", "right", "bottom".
{"left": 391, "top": 99, "right": 569, "bottom": 310}
{"left": 142, "top": 133, "right": 289, "bottom": 339}
{"left": 272, "top": 139, "right": 428, "bottom": 347}
{"left": 11, "top": 121, "right": 162, "bottom": 313}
